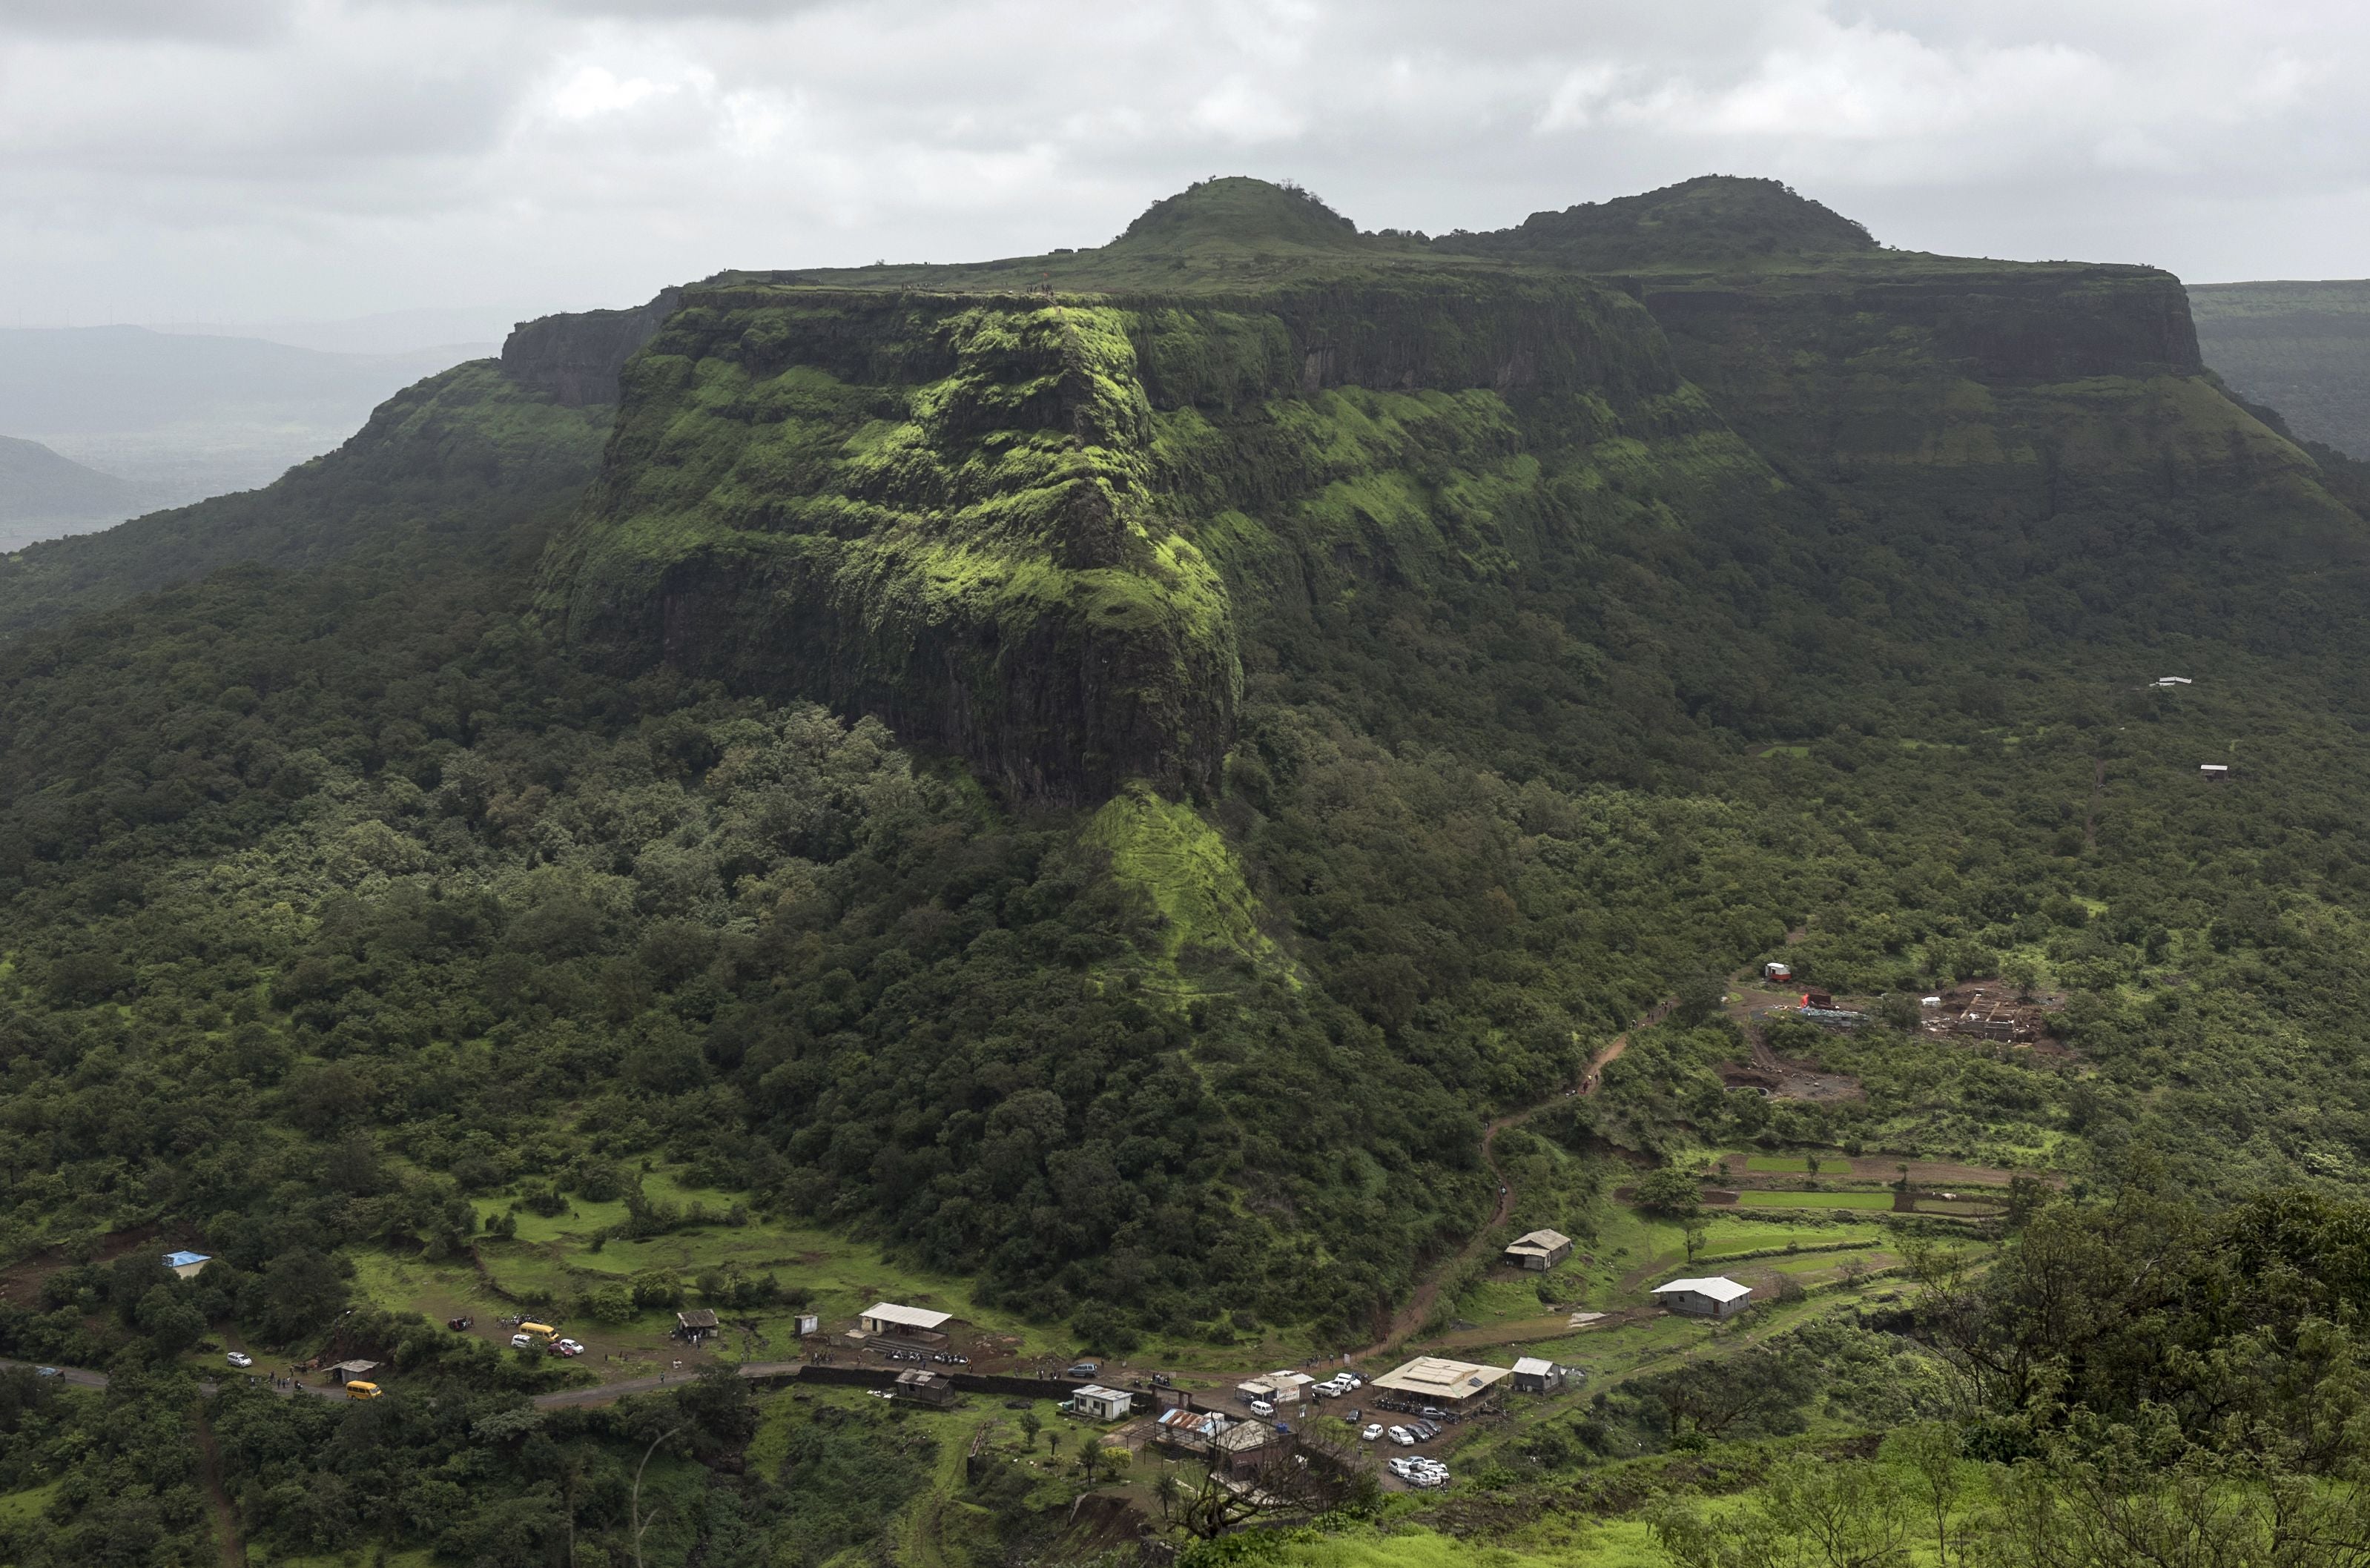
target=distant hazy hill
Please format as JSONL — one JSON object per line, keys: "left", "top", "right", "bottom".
{"left": 0, "top": 434, "right": 145, "bottom": 512}
{"left": 0, "top": 325, "right": 492, "bottom": 507}
{"left": 2189, "top": 279, "right": 2370, "bottom": 459}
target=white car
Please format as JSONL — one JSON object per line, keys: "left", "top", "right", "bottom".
{"left": 510, "top": 1333, "right": 535, "bottom": 1349}
{"left": 1249, "top": 1399, "right": 1275, "bottom": 1416}
{"left": 557, "top": 1339, "right": 585, "bottom": 1355}
{"left": 225, "top": 1352, "right": 253, "bottom": 1369}
{"left": 1361, "top": 1423, "right": 1384, "bottom": 1441}
{"left": 1387, "top": 1426, "right": 1416, "bottom": 1446}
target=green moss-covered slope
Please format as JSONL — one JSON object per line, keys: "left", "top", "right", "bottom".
{"left": 539, "top": 264, "right": 1701, "bottom": 804}
{"left": 538, "top": 292, "right": 1242, "bottom": 804}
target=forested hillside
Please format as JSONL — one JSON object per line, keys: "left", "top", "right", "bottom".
{"left": 7, "top": 176, "right": 2370, "bottom": 1567}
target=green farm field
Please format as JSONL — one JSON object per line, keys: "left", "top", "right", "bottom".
{"left": 1734, "top": 1191, "right": 1896, "bottom": 1211}
{"left": 343, "top": 1166, "right": 1074, "bottom": 1375}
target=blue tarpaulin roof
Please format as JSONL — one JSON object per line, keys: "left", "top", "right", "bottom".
{"left": 162, "top": 1251, "right": 210, "bottom": 1268}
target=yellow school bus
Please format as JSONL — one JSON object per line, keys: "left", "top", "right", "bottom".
{"left": 346, "top": 1380, "right": 382, "bottom": 1400}
{"left": 519, "top": 1322, "right": 556, "bottom": 1337}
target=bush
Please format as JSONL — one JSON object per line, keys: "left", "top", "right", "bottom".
{"left": 1634, "top": 1166, "right": 1703, "bottom": 1220}
{"left": 585, "top": 1284, "right": 635, "bottom": 1325}
{"left": 1073, "top": 1303, "right": 1141, "bottom": 1354}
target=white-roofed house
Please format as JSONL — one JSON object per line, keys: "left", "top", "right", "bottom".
{"left": 1651, "top": 1276, "right": 1754, "bottom": 1319}
{"left": 1511, "top": 1356, "right": 1562, "bottom": 1394}
{"left": 851, "top": 1301, "right": 954, "bottom": 1348}
{"left": 1069, "top": 1384, "right": 1132, "bottom": 1421}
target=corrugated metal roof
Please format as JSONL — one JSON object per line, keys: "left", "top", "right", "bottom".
{"left": 1652, "top": 1276, "right": 1752, "bottom": 1303}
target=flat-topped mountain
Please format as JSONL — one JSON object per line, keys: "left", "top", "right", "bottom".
{"left": 531, "top": 176, "right": 2345, "bottom": 810}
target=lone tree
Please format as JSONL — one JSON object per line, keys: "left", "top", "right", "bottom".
{"left": 1077, "top": 1444, "right": 1132, "bottom": 1486}
{"left": 1635, "top": 1166, "right": 1704, "bottom": 1221}
{"left": 1175, "top": 1428, "right": 1379, "bottom": 1539}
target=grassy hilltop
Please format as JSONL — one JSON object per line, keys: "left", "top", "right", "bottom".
{"left": 4, "top": 176, "right": 2370, "bottom": 1566}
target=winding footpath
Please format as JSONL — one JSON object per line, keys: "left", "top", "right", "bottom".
{"left": 1355, "top": 994, "right": 1674, "bottom": 1357}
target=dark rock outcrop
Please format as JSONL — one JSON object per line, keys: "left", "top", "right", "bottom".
{"left": 501, "top": 288, "right": 683, "bottom": 406}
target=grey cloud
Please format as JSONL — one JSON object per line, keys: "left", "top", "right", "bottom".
{"left": 3, "top": 0, "right": 2369, "bottom": 328}
{"left": 0, "top": 0, "right": 294, "bottom": 41}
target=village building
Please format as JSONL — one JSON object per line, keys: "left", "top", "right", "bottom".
{"left": 675, "top": 1309, "right": 719, "bottom": 1344}
{"left": 1235, "top": 1369, "right": 1314, "bottom": 1406}
{"left": 1154, "top": 1405, "right": 1232, "bottom": 1452}
{"left": 849, "top": 1301, "right": 953, "bottom": 1349}
{"left": 1511, "top": 1357, "right": 1562, "bottom": 1394}
{"left": 162, "top": 1250, "right": 211, "bottom": 1280}
{"left": 1367, "top": 1355, "right": 1514, "bottom": 1413}
{"left": 892, "top": 1369, "right": 959, "bottom": 1408}
{"left": 326, "top": 1360, "right": 381, "bottom": 1385}
{"left": 1209, "top": 1418, "right": 1284, "bottom": 1478}
{"left": 1502, "top": 1228, "right": 1573, "bottom": 1271}
{"left": 2200, "top": 764, "right": 2230, "bottom": 780}
{"left": 1069, "top": 1384, "right": 1132, "bottom": 1420}
{"left": 1651, "top": 1276, "right": 1755, "bottom": 1319}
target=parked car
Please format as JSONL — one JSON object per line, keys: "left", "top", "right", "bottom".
{"left": 1419, "top": 1406, "right": 1446, "bottom": 1420}
{"left": 557, "top": 1339, "right": 585, "bottom": 1356}
{"left": 1387, "top": 1426, "right": 1415, "bottom": 1446}
{"left": 447, "top": 1316, "right": 472, "bottom": 1332}
{"left": 33, "top": 1367, "right": 59, "bottom": 1378}
{"left": 225, "top": 1352, "right": 253, "bottom": 1369}
{"left": 1414, "top": 1420, "right": 1439, "bottom": 1440}
{"left": 1065, "top": 1362, "right": 1098, "bottom": 1377}
{"left": 1345, "top": 1407, "right": 1361, "bottom": 1422}
{"left": 1361, "top": 1424, "right": 1384, "bottom": 1441}
{"left": 1250, "top": 1400, "right": 1275, "bottom": 1416}
{"left": 510, "top": 1333, "right": 535, "bottom": 1349}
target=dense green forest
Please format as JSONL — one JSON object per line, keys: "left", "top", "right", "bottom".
{"left": 7, "top": 174, "right": 2370, "bottom": 1567}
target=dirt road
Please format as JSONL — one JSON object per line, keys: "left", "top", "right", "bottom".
{"left": 194, "top": 1404, "right": 248, "bottom": 1568}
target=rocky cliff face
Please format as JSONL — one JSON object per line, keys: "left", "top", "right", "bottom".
{"left": 501, "top": 288, "right": 683, "bottom": 406}
{"left": 535, "top": 268, "right": 1706, "bottom": 804}
{"left": 532, "top": 176, "right": 2358, "bottom": 807}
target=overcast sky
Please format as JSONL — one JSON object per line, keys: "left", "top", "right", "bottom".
{"left": 3, "top": 0, "right": 2366, "bottom": 331}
